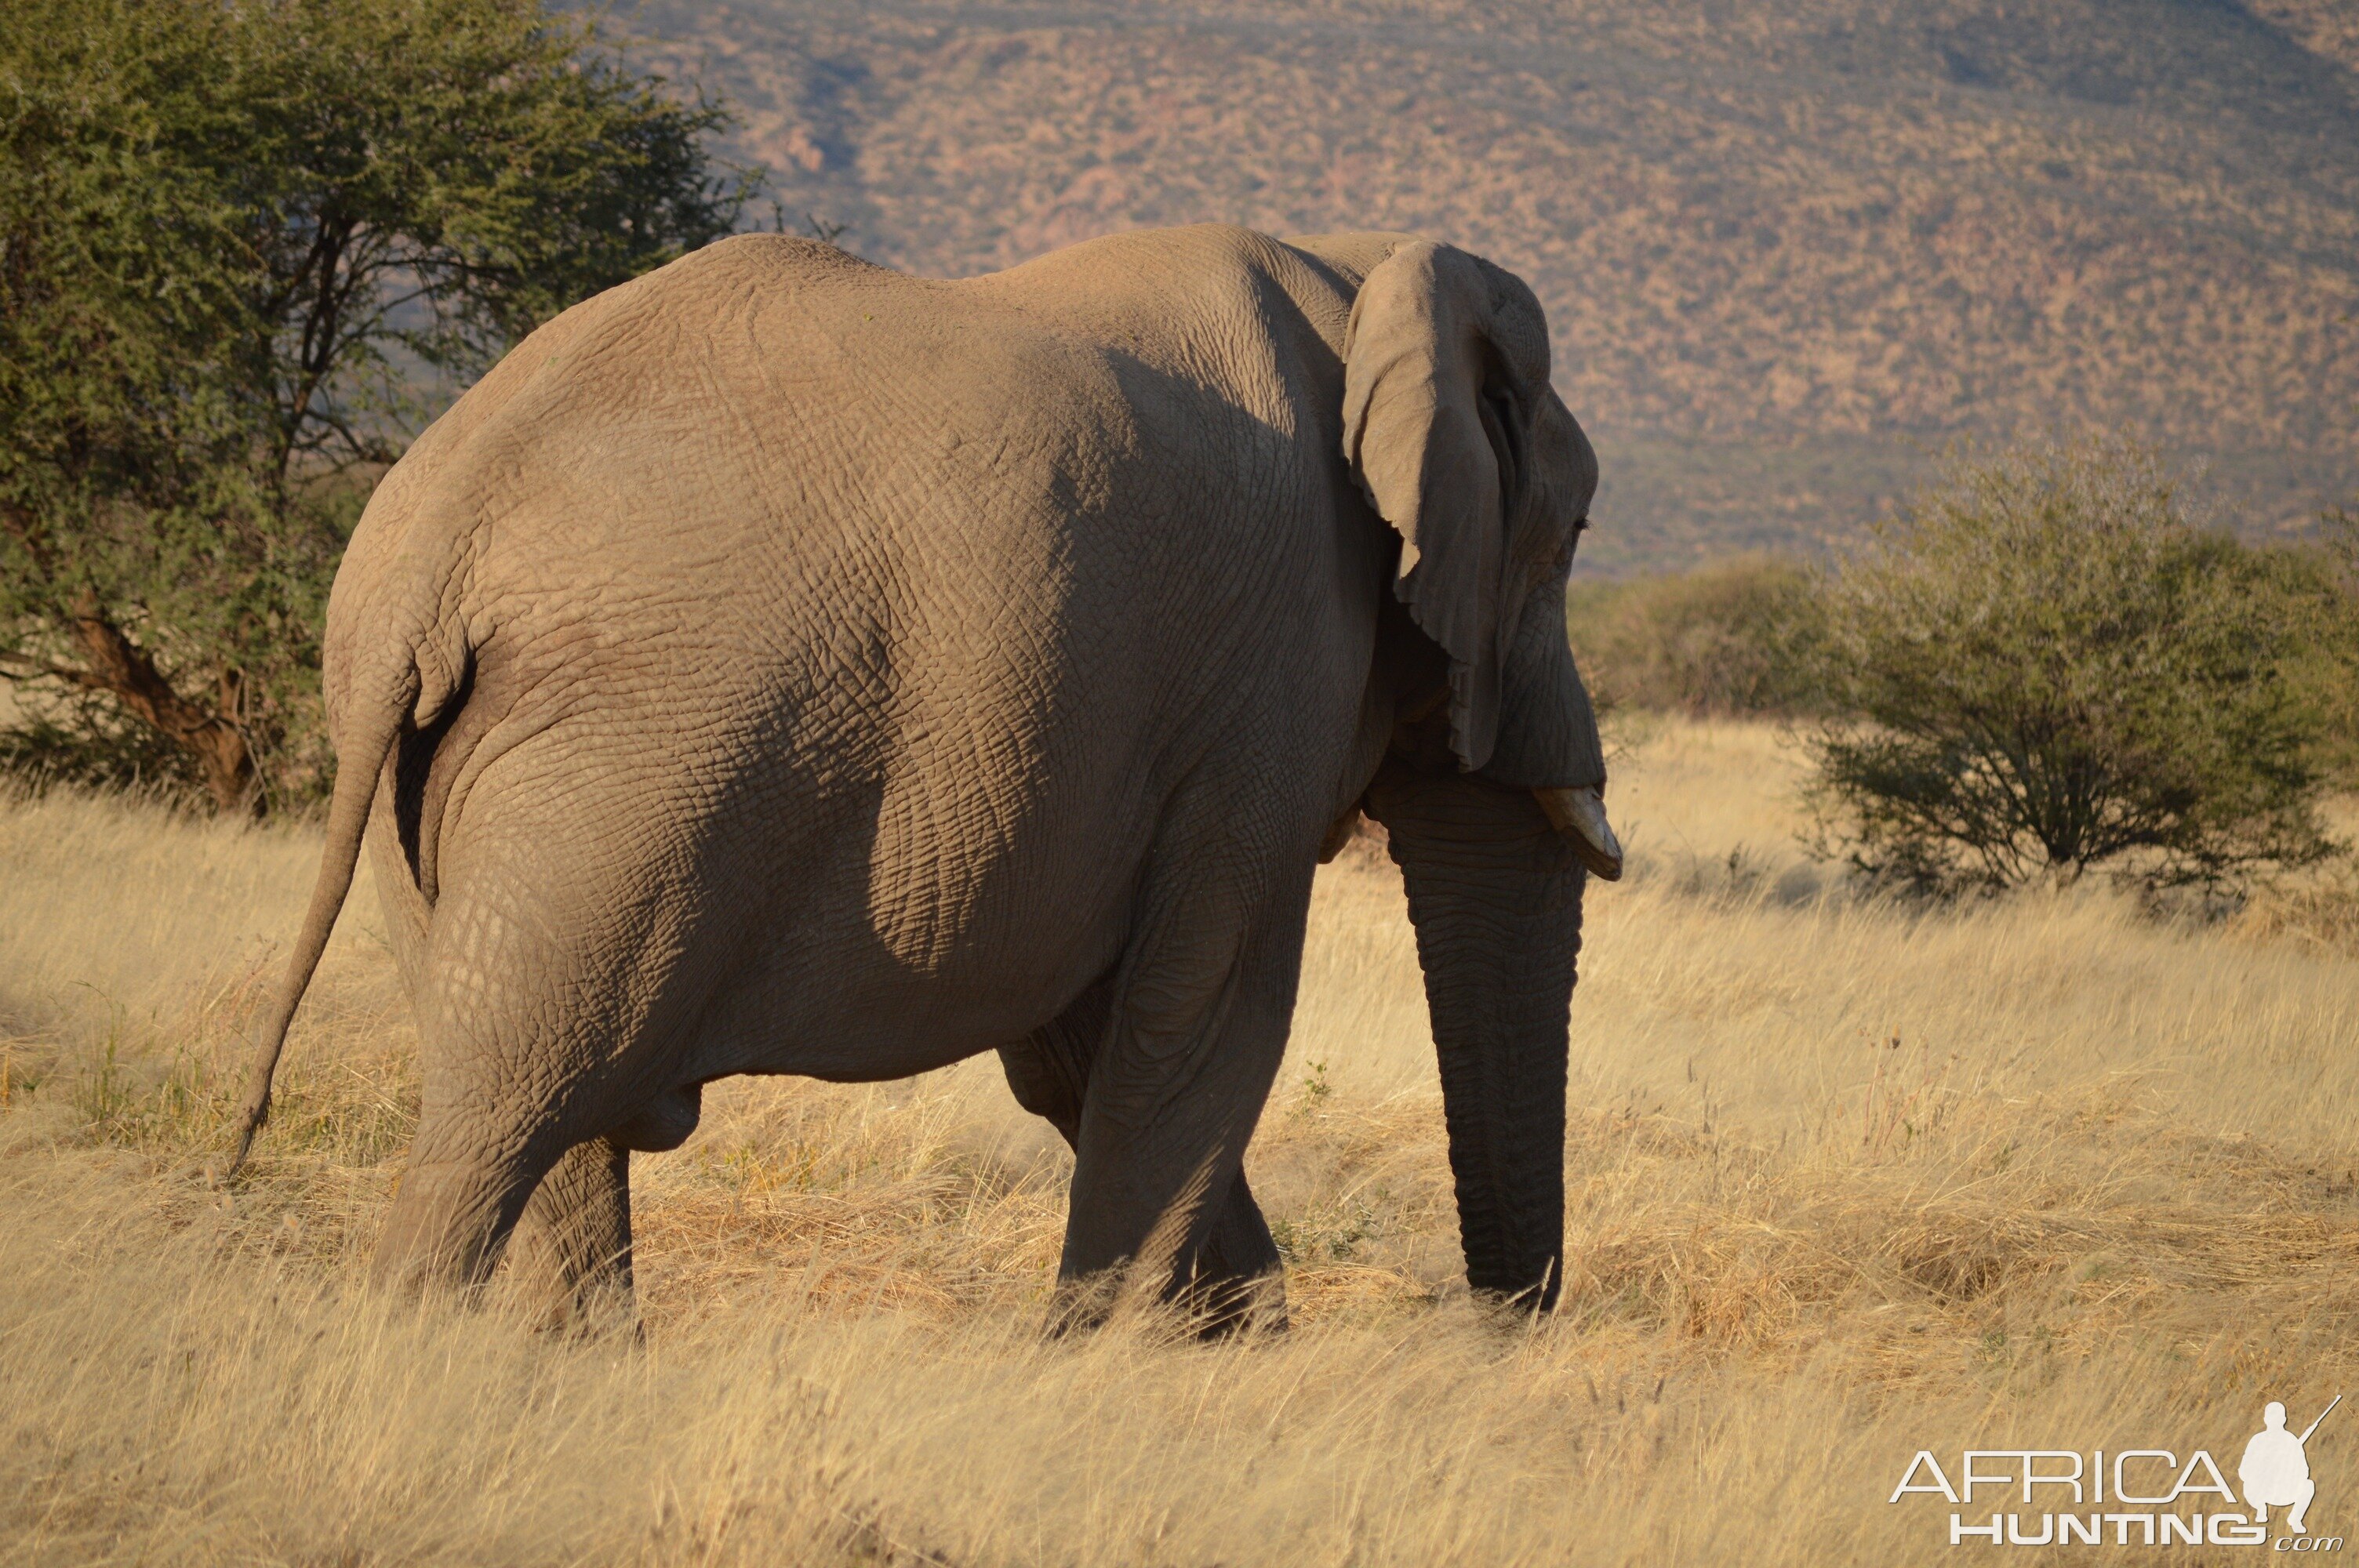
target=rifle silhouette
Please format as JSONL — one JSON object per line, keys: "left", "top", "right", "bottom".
{"left": 2300, "top": 1395, "right": 2343, "bottom": 1446}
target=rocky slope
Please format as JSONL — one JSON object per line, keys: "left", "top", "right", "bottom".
{"left": 628, "top": 0, "right": 2359, "bottom": 570}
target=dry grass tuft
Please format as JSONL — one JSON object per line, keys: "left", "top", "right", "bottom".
{"left": 6, "top": 720, "right": 2359, "bottom": 1563}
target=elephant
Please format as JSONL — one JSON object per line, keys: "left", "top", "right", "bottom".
{"left": 224, "top": 223, "right": 1623, "bottom": 1330}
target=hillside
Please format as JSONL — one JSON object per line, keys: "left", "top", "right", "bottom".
{"left": 623, "top": 0, "right": 2359, "bottom": 572}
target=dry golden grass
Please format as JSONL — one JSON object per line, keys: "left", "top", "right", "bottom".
{"left": 6, "top": 718, "right": 2359, "bottom": 1564}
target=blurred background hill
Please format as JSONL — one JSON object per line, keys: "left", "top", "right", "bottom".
{"left": 623, "top": 0, "right": 2359, "bottom": 572}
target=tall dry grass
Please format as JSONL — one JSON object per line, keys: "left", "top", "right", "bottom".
{"left": 5, "top": 720, "right": 2358, "bottom": 1565}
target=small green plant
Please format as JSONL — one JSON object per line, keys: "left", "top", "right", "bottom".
{"left": 1293, "top": 1059, "right": 1332, "bottom": 1118}
{"left": 1806, "top": 437, "right": 2350, "bottom": 895}
{"left": 82, "top": 1040, "right": 237, "bottom": 1152}
{"left": 73, "top": 1036, "right": 133, "bottom": 1131}
{"left": 1267, "top": 1199, "right": 1376, "bottom": 1264}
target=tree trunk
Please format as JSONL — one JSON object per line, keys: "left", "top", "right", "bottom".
{"left": 64, "top": 589, "right": 261, "bottom": 815}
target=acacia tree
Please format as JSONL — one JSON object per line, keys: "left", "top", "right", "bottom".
{"left": 0, "top": 0, "right": 753, "bottom": 811}
{"left": 1807, "top": 439, "right": 2349, "bottom": 894}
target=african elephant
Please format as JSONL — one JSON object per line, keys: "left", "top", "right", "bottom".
{"left": 227, "top": 223, "right": 1621, "bottom": 1329}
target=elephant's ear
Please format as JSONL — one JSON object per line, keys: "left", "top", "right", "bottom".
{"left": 1342, "top": 239, "right": 1554, "bottom": 773}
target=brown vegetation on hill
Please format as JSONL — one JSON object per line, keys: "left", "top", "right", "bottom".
{"left": 631, "top": 0, "right": 2359, "bottom": 570}
{"left": 2245, "top": 0, "right": 2359, "bottom": 71}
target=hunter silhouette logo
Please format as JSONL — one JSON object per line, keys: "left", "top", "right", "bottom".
{"left": 2245, "top": 1398, "right": 2339, "bottom": 1537}
{"left": 1887, "top": 1396, "right": 2344, "bottom": 1549}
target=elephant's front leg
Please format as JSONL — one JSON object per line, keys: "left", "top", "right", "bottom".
{"left": 504, "top": 1135, "right": 634, "bottom": 1331}
{"left": 1045, "top": 837, "right": 1310, "bottom": 1333}
{"left": 1190, "top": 1166, "right": 1286, "bottom": 1330}
{"left": 1000, "top": 977, "right": 1287, "bottom": 1333}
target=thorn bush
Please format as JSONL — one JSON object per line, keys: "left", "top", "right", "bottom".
{"left": 1805, "top": 437, "right": 2354, "bottom": 895}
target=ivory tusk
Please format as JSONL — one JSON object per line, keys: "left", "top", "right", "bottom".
{"left": 1535, "top": 785, "right": 1623, "bottom": 882}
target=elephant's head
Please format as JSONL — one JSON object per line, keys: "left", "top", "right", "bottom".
{"left": 1343, "top": 238, "right": 1615, "bottom": 1312}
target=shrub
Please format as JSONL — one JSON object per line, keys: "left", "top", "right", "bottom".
{"left": 0, "top": 706, "right": 198, "bottom": 797}
{"left": 1566, "top": 555, "right": 1830, "bottom": 717}
{"left": 1805, "top": 438, "right": 2349, "bottom": 895}
{"left": 0, "top": 0, "right": 754, "bottom": 813}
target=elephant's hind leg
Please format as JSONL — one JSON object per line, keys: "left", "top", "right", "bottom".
{"left": 373, "top": 1141, "right": 547, "bottom": 1298}
{"left": 373, "top": 1009, "right": 581, "bottom": 1299}
{"left": 505, "top": 1136, "right": 634, "bottom": 1331}
{"left": 1001, "top": 978, "right": 1286, "bottom": 1334}
{"left": 372, "top": 837, "right": 711, "bottom": 1301}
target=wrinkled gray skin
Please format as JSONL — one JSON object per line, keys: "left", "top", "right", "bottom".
{"left": 228, "top": 224, "right": 1612, "bottom": 1330}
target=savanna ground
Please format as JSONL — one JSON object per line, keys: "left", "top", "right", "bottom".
{"left": 5, "top": 720, "right": 2358, "bottom": 1565}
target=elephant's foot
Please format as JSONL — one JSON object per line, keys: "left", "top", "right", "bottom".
{"left": 1041, "top": 1269, "right": 1125, "bottom": 1338}
{"left": 1184, "top": 1269, "right": 1288, "bottom": 1338}
{"left": 1185, "top": 1168, "right": 1289, "bottom": 1338}
{"left": 1042, "top": 1252, "right": 1286, "bottom": 1340}
{"left": 504, "top": 1135, "right": 636, "bottom": 1333}
{"left": 1037, "top": 1177, "right": 1281, "bottom": 1339}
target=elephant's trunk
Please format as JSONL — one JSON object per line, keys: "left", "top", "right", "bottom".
{"left": 1365, "top": 758, "right": 1585, "bottom": 1312}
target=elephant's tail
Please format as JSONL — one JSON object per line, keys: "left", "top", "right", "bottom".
{"left": 220, "top": 687, "right": 412, "bottom": 1179}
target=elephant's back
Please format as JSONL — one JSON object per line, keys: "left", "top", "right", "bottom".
{"left": 354, "top": 229, "right": 1323, "bottom": 593}
{"left": 336, "top": 230, "right": 1350, "bottom": 808}
{"left": 354, "top": 230, "right": 1194, "bottom": 887}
